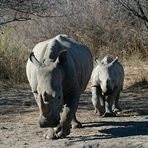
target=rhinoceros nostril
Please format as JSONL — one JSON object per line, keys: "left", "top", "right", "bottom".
{"left": 44, "top": 98, "right": 49, "bottom": 103}
{"left": 39, "top": 116, "right": 60, "bottom": 128}
{"left": 39, "top": 116, "right": 50, "bottom": 128}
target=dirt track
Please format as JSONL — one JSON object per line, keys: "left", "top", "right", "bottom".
{"left": 0, "top": 65, "right": 148, "bottom": 148}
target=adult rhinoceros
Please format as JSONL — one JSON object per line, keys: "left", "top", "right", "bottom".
{"left": 26, "top": 34, "right": 93, "bottom": 139}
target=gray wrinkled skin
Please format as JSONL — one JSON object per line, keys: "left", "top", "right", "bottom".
{"left": 91, "top": 56, "right": 124, "bottom": 117}
{"left": 26, "top": 34, "right": 93, "bottom": 139}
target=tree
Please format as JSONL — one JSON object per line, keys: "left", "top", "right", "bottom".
{"left": 0, "top": 0, "right": 65, "bottom": 26}
{"left": 115, "top": 0, "right": 148, "bottom": 28}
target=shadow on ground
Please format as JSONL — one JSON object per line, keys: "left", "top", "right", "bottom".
{"left": 83, "top": 121, "right": 148, "bottom": 136}
{"left": 0, "top": 88, "right": 36, "bottom": 115}
{"left": 79, "top": 81, "right": 148, "bottom": 116}
{"left": 99, "top": 121, "right": 148, "bottom": 137}
{"left": 125, "top": 80, "right": 148, "bottom": 91}
{"left": 121, "top": 80, "right": 148, "bottom": 115}
{"left": 0, "top": 80, "right": 148, "bottom": 116}
{"left": 69, "top": 120, "right": 148, "bottom": 144}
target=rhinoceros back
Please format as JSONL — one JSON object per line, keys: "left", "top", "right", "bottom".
{"left": 56, "top": 35, "right": 93, "bottom": 92}
{"left": 69, "top": 43, "right": 93, "bottom": 92}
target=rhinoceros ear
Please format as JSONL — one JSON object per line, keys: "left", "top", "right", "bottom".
{"left": 108, "top": 57, "right": 118, "bottom": 67}
{"left": 57, "top": 49, "right": 67, "bottom": 65}
{"left": 95, "top": 58, "right": 102, "bottom": 66}
{"left": 29, "top": 52, "right": 42, "bottom": 68}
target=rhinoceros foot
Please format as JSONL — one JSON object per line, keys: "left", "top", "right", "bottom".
{"left": 44, "top": 128, "right": 57, "bottom": 139}
{"left": 54, "top": 124, "right": 71, "bottom": 139}
{"left": 94, "top": 108, "right": 105, "bottom": 117}
{"left": 72, "top": 121, "right": 82, "bottom": 129}
{"left": 102, "top": 112, "right": 116, "bottom": 117}
{"left": 44, "top": 125, "right": 70, "bottom": 139}
{"left": 44, "top": 124, "right": 71, "bottom": 139}
{"left": 113, "top": 107, "right": 122, "bottom": 114}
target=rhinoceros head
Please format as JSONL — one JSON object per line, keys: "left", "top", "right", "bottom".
{"left": 95, "top": 57, "right": 118, "bottom": 95}
{"left": 29, "top": 50, "right": 67, "bottom": 128}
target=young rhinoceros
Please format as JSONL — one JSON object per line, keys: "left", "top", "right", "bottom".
{"left": 91, "top": 56, "right": 124, "bottom": 117}
{"left": 26, "top": 34, "right": 93, "bottom": 139}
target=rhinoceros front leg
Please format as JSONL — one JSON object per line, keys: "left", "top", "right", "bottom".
{"left": 113, "top": 91, "right": 122, "bottom": 113}
{"left": 103, "top": 91, "right": 117, "bottom": 117}
{"left": 55, "top": 92, "right": 80, "bottom": 138}
{"left": 44, "top": 91, "right": 80, "bottom": 139}
{"left": 71, "top": 114, "right": 82, "bottom": 129}
{"left": 91, "top": 86, "right": 105, "bottom": 116}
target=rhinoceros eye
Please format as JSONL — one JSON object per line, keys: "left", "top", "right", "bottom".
{"left": 43, "top": 91, "right": 47, "bottom": 98}
{"left": 43, "top": 91, "right": 53, "bottom": 102}
{"left": 99, "top": 79, "right": 102, "bottom": 84}
{"left": 43, "top": 59, "right": 45, "bottom": 63}
{"left": 33, "top": 90, "right": 38, "bottom": 94}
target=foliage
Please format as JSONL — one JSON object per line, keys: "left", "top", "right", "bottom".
{"left": 0, "top": 0, "right": 148, "bottom": 83}
{"left": 0, "top": 27, "right": 29, "bottom": 82}
{"left": 0, "top": 0, "right": 66, "bottom": 25}
{"left": 115, "top": 0, "right": 148, "bottom": 28}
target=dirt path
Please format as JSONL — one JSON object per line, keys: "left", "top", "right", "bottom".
{"left": 0, "top": 64, "right": 148, "bottom": 148}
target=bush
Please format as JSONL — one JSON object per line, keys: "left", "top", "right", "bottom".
{"left": 0, "top": 28, "right": 29, "bottom": 83}
{"left": 0, "top": 0, "right": 148, "bottom": 83}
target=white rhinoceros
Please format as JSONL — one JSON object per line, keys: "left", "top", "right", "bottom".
{"left": 26, "top": 34, "right": 93, "bottom": 139}
{"left": 91, "top": 56, "right": 124, "bottom": 117}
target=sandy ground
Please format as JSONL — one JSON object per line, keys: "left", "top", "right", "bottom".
{"left": 0, "top": 64, "right": 148, "bottom": 148}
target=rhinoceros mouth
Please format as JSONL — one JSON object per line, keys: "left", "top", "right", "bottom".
{"left": 104, "top": 91, "right": 112, "bottom": 96}
{"left": 39, "top": 116, "right": 60, "bottom": 128}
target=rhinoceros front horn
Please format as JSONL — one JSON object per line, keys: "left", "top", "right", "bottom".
{"left": 39, "top": 94, "right": 48, "bottom": 115}
{"left": 29, "top": 52, "right": 42, "bottom": 68}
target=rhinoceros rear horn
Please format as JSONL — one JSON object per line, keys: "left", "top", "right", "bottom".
{"left": 29, "top": 52, "right": 42, "bottom": 68}
{"left": 95, "top": 58, "right": 102, "bottom": 66}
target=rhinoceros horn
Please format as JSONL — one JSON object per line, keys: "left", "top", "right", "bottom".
{"left": 39, "top": 93, "right": 49, "bottom": 116}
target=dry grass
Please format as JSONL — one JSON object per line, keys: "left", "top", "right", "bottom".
{"left": 0, "top": 28, "right": 30, "bottom": 83}
{"left": 123, "top": 57, "right": 148, "bottom": 88}
{"left": 0, "top": 13, "right": 148, "bottom": 84}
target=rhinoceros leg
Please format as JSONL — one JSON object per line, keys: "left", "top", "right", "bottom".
{"left": 33, "top": 92, "right": 39, "bottom": 105}
{"left": 54, "top": 91, "right": 80, "bottom": 138}
{"left": 92, "top": 86, "right": 105, "bottom": 116}
{"left": 113, "top": 91, "right": 122, "bottom": 113}
{"left": 71, "top": 114, "right": 82, "bottom": 129}
{"left": 103, "top": 93, "right": 116, "bottom": 117}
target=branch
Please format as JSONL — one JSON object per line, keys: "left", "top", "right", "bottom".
{"left": 0, "top": 0, "right": 65, "bottom": 26}
{"left": 0, "top": 17, "right": 31, "bottom": 26}
{"left": 134, "top": 0, "right": 148, "bottom": 25}
{"left": 116, "top": 0, "right": 148, "bottom": 28}
{"left": 9, "top": 6, "right": 65, "bottom": 18}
